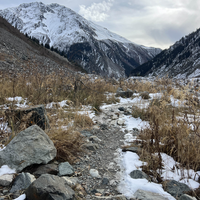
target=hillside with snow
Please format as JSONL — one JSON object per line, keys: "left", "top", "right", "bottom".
{"left": 0, "top": 2, "right": 161, "bottom": 77}
{"left": 131, "top": 28, "right": 200, "bottom": 79}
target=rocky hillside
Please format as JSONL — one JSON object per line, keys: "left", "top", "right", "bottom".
{"left": 131, "top": 28, "right": 200, "bottom": 78}
{"left": 0, "top": 16, "right": 83, "bottom": 76}
{"left": 0, "top": 2, "right": 161, "bottom": 77}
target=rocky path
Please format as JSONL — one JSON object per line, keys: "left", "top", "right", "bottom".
{"left": 73, "top": 102, "right": 137, "bottom": 199}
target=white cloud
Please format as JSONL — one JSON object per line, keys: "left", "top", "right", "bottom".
{"left": 79, "top": 0, "right": 114, "bottom": 22}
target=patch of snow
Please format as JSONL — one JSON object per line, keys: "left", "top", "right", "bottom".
{"left": 160, "top": 153, "right": 200, "bottom": 189}
{"left": 117, "top": 151, "right": 175, "bottom": 200}
{"left": 13, "top": 194, "right": 26, "bottom": 200}
{"left": 0, "top": 165, "right": 16, "bottom": 176}
{"left": 123, "top": 116, "right": 149, "bottom": 131}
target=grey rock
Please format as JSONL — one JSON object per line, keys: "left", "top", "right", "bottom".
{"left": 58, "top": 162, "right": 74, "bottom": 176}
{"left": 89, "top": 136, "right": 102, "bottom": 143}
{"left": 10, "top": 172, "right": 35, "bottom": 193}
{"left": 100, "top": 124, "right": 108, "bottom": 130}
{"left": 112, "top": 115, "right": 119, "bottom": 120}
{"left": 5, "top": 105, "right": 50, "bottom": 131}
{"left": 89, "top": 169, "right": 101, "bottom": 178}
{"left": 93, "top": 195, "right": 127, "bottom": 200}
{"left": 80, "top": 130, "right": 93, "bottom": 137}
{"left": 82, "top": 143, "right": 99, "bottom": 151}
{"left": 122, "top": 146, "right": 141, "bottom": 153}
{"left": 25, "top": 174, "right": 75, "bottom": 200}
{"left": 33, "top": 163, "right": 58, "bottom": 177}
{"left": 134, "top": 189, "right": 168, "bottom": 200}
{"left": 118, "top": 107, "right": 125, "bottom": 111}
{"left": 179, "top": 194, "right": 197, "bottom": 200}
{"left": 0, "top": 174, "right": 15, "bottom": 186}
{"left": 164, "top": 180, "right": 191, "bottom": 198}
{"left": 0, "top": 125, "right": 57, "bottom": 172}
{"left": 130, "top": 170, "right": 150, "bottom": 181}
{"left": 116, "top": 88, "right": 133, "bottom": 98}
{"left": 62, "top": 177, "right": 79, "bottom": 187}
{"left": 117, "top": 119, "right": 125, "bottom": 125}
{"left": 101, "top": 178, "right": 109, "bottom": 185}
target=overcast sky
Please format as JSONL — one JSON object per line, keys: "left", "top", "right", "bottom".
{"left": 0, "top": 0, "right": 200, "bottom": 49}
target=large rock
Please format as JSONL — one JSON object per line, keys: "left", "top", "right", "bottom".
{"left": 25, "top": 174, "right": 75, "bottom": 200}
{"left": 130, "top": 170, "right": 150, "bottom": 181}
{"left": 134, "top": 189, "right": 168, "bottom": 200}
{"left": 164, "top": 180, "right": 191, "bottom": 198}
{"left": 0, "top": 125, "right": 57, "bottom": 172}
{"left": 5, "top": 105, "right": 50, "bottom": 131}
{"left": 10, "top": 172, "right": 36, "bottom": 193}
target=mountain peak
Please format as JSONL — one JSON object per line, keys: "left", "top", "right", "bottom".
{"left": 0, "top": 2, "right": 161, "bottom": 77}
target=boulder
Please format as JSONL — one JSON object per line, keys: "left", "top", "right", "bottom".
{"left": 0, "top": 174, "right": 15, "bottom": 186}
{"left": 25, "top": 174, "right": 75, "bottom": 200}
{"left": 0, "top": 125, "right": 57, "bottom": 172}
{"left": 164, "top": 180, "right": 191, "bottom": 198}
{"left": 5, "top": 105, "right": 50, "bottom": 131}
{"left": 10, "top": 172, "right": 35, "bottom": 193}
{"left": 58, "top": 162, "right": 74, "bottom": 176}
{"left": 130, "top": 170, "right": 150, "bottom": 181}
{"left": 134, "top": 189, "right": 168, "bottom": 200}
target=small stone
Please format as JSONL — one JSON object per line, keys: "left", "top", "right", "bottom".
{"left": 117, "top": 119, "right": 125, "bottom": 126}
{"left": 134, "top": 189, "right": 168, "bottom": 200}
{"left": 82, "top": 143, "right": 99, "bottom": 151}
{"left": 80, "top": 130, "right": 93, "bottom": 137}
{"left": 164, "top": 180, "right": 191, "bottom": 198}
{"left": 89, "top": 169, "right": 101, "bottom": 178}
{"left": 112, "top": 115, "right": 118, "bottom": 120}
{"left": 10, "top": 172, "right": 36, "bottom": 193}
{"left": 95, "top": 193, "right": 102, "bottom": 196}
{"left": 62, "top": 177, "right": 79, "bottom": 187}
{"left": 58, "top": 162, "right": 74, "bottom": 176}
{"left": 102, "top": 178, "right": 109, "bottom": 185}
{"left": 129, "top": 170, "right": 150, "bottom": 181}
{"left": 179, "top": 194, "right": 197, "bottom": 200}
{"left": 118, "top": 107, "right": 125, "bottom": 111}
{"left": 0, "top": 174, "right": 15, "bottom": 186}
{"left": 89, "top": 136, "right": 102, "bottom": 143}
{"left": 2, "top": 190, "right": 9, "bottom": 194}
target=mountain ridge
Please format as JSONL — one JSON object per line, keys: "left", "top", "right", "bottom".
{"left": 131, "top": 28, "right": 200, "bottom": 79}
{"left": 0, "top": 2, "right": 161, "bottom": 77}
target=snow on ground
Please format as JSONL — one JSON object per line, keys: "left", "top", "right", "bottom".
{"left": 122, "top": 115, "right": 149, "bottom": 131}
{"left": 160, "top": 153, "right": 200, "bottom": 189}
{"left": 13, "top": 194, "right": 26, "bottom": 200}
{"left": 0, "top": 165, "right": 16, "bottom": 176}
{"left": 117, "top": 151, "right": 176, "bottom": 200}
{"left": 6, "top": 96, "right": 28, "bottom": 108}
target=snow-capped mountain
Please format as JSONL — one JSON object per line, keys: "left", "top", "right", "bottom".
{"left": 0, "top": 2, "right": 161, "bottom": 77}
{"left": 131, "top": 28, "right": 200, "bottom": 79}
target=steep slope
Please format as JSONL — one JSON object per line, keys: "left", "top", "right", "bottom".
{"left": 131, "top": 28, "right": 200, "bottom": 78}
{"left": 0, "top": 16, "right": 81, "bottom": 76}
{"left": 0, "top": 2, "right": 161, "bottom": 77}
